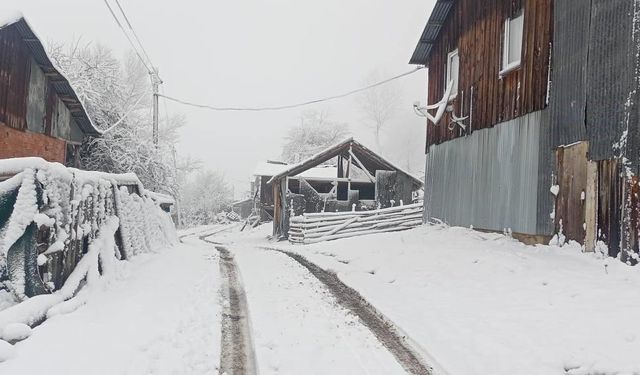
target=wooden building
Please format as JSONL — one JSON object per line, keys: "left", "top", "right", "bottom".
{"left": 252, "top": 160, "right": 339, "bottom": 221}
{"left": 411, "top": 0, "right": 640, "bottom": 263}
{"left": 0, "top": 15, "right": 100, "bottom": 167}
{"left": 267, "top": 138, "right": 423, "bottom": 239}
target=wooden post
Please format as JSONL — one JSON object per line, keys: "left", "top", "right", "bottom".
{"left": 584, "top": 161, "right": 598, "bottom": 252}
{"left": 347, "top": 146, "right": 353, "bottom": 193}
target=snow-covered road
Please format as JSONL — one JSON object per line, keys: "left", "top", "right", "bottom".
{"left": 1, "top": 226, "right": 424, "bottom": 374}
{"left": 229, "top": 243, "right": 408, "bottom": 375}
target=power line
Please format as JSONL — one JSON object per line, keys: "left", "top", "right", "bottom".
{"left": 158, "top": 66, "right": 425, "bottom": 112}
{"left": 113, "top": 0, "right": 156, "bottom": 72}
{"left": 102, "top": 0, "right": 153, "bottom": 74}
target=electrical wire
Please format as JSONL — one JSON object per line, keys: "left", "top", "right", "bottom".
{"left": 113, "top": 0, "right": 156, "bottom": 73}
{"left": 158, "top": 66, "right": 425, "bottom": 112}
{"left": 102, "top": 0, "right": 153, "bottom": 74}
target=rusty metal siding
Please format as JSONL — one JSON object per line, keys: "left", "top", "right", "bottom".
{"left": 424, "top": 110, "right": 547, "bottom": 235}
{"left": 549, "top": 0, "right": 590, "bottom": 147}
{"left": 0, "top": 27, "right": 31, "bottom": 130}
{"left": 26, "top": 56, "right": 46, "bottom": 133}
{"left": 586, "top": 0, "right": 636, "bottom": 162}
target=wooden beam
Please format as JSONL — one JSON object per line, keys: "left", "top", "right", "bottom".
{"left": 349, "top": 149, "right": 375, "bottom": 183}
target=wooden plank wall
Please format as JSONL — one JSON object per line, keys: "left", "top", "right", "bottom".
{"left": 425, "top": 0, "right": 553, "bottom": 149}
{"left": 554, "top": 142, "right": 588, "bottom": 244}
{"left": 0, "top": 27, "right": 31, "bottom": 131}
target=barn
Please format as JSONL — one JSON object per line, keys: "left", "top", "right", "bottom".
{"left": 411, "top": 0, "right": 640, "bottom": 263}
{"left": 0, "top": 14, "right": 100, "bottom": 168}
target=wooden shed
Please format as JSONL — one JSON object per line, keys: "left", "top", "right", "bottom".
{"left": 267, "top": 138, "right": 423, "bottom": 239}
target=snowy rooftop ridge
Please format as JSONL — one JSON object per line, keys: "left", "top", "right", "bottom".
{"left": 0, "top": 10, "right": 23, "bottom": 29}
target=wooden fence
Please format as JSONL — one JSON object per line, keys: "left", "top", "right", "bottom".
{"left": 289, "top": 202, "right": 423, "bottom": 244}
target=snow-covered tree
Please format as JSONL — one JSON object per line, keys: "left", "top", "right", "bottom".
{"left": 281, "top": 110, "right": 349, "bottom": 163}
{"left": 357, "top": 70, "right": 401, "bottom": 152}
{"left": 48, "top": 41, "right": 180, "bottom": 196}
{"left": 180, "top": 170, "right": 232, "bottom": 227}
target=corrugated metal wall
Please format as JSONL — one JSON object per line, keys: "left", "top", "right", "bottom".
{"left": 424, "top": 110, "right": 550, "bottom": 235}
{"left": 586, "top": 0, "right": 636, "bottom": 163}
{"left": 550, "top": 0, "right": 640, "bottom": 167}
{"left": 549, "top": 0, "right": 590, "bottom": 147}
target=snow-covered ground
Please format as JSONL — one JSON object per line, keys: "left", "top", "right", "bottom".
{"left": 230, "top": 244, "right": 406, "bottom": 374}
{"left": 3, "top": 221, "right": 638, "bottom": 375}
{"left": 273, "top": 225, "right": 640, "bottom": 375}
{"left": 0, "top": 236, "right": 221, "bottom": 375}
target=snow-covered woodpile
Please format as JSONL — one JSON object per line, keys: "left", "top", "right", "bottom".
{"left": 288, "top": 203, "right": 423, "bottom": 244}
{"left": 0, "top": 158, "right": 177, "bottom": 322}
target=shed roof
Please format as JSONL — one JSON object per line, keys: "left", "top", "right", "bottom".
{"left": 409, "top": 0, "right": 456, "bottom": 65}
{"left": 267, "top": 138, "right": 424, "bottom": 187}
{"left": 254, "top": 161, "right": 338, "bottom": 180}
{"left": 0, "top": 15, "right": 101, "bottom": 137}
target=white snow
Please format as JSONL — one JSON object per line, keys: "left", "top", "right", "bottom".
{"left": 271, "top": 224, "right": 640, "bottom": 375}
{"left": 0, "top": 340, "right": 14, "bottom": 363}
{"left": 0, "top": 323, "right": 31, "bottom": 342}
{"left": 0, "top": 10, "right": 23, "bottom": 29}
{"left": 0, "top": 237, "right": 220, "bottom": 375}
{"left": 254, "top": 161, "right": 339, "bottom": 179}
{"left": 550, "top": 184, "right": 560, "bottom": 196}
{"left": 0, "top": 169, "right": 38, "bottom": 259}
{"left": 229, "top": 235, "right": 406, "bottom": 375}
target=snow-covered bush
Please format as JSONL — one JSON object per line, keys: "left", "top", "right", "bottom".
{"left": 0, "top": 158, "right": 177, "bottom": 310}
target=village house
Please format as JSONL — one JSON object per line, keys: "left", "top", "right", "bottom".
{"left": 266, "top": 138, "right": 423, "bottom": 239}
{"left": 411, "top": 0, "right": 640, "bottom": 263}
{"left": 0, "top": 14, "right": 100, "bottom": 169}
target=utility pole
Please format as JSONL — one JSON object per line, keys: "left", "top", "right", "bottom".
{"left": 151, "top": 68, "right": 163, "bottom": 146}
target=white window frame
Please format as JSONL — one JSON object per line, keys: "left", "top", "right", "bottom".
{"left": 500, "top": 11, "right": 524, "bottom": 76}
{"left": 445, "top": 48, "right": 459, "bottom": 98}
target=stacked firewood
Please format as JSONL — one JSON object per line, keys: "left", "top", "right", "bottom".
{"left": 288, "top": 203, "right": 423, "bottom": 244}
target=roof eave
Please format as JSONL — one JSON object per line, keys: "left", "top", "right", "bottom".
{"left": 409, "top": 0, "right": 457, "bottom": 66}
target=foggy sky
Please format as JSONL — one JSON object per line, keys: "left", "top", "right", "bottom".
{"left": 5, "top": 0, "right": 435, "bottom": 197}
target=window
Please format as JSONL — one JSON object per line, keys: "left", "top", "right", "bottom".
{"left": 502, "top": 11, "right": 524, "bottom": 75}
{"left": 446, "top": 49, "right": 459, "bottom": 97}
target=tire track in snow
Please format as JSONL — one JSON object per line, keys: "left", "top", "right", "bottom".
{"left": 179, "top": 223, "right": 239, "bottom": 241}
{"left": 266, "top": 248, "right": 435, "bottom": 375}
{"left": 200, "top": 234, "right": 257, "bottom": 375}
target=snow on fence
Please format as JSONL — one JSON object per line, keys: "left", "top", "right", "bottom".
{"left": 289, "top": 202, "right": 423, "bottom": 244}
{"left": 0, "top": 158, "right": 177, "bottom": 329}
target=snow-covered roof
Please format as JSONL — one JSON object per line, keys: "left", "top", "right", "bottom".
{"left": 147, "top": 191, "right": 175, "bottom": 205}
{"left": 253, "top": 161, "right": 289, "bottom": 177}
{"left": 267, "top": 138, "right": 424, "bottom": 187}
{"left": 0, "top": 13, "right": 101, "bottom": 137}
{"left": 254, "top": 161, "right": 338, "bottom": 180}
{"left": 0, "top": 10, "right": 23, "bottom": 28}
